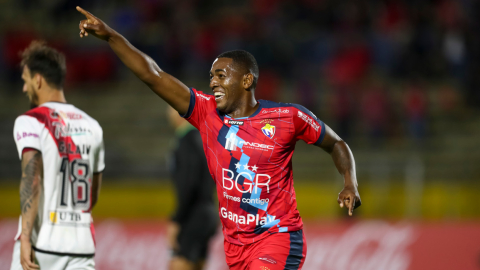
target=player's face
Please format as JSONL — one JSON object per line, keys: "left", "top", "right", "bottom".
{"left": 209, "top": 58, "right": 244, "bottom": 113}
{"left": 21, "top": 66, "right": 39, "bottom": 107}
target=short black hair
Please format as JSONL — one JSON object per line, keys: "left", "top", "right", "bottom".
{"left": 20, "top": 40, "right": 66, "bottom": 89}
{"left": 217, "top": 50, "right": 259, "bottom": 90}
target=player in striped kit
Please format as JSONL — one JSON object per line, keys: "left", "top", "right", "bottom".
{"left": 77, "top": 6, "right": 360, "bottom": 270}
{"left": 10, "top": 41, "right": 105, "bottom": 270}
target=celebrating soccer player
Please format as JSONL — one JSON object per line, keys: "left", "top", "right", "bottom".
{"left": 10, "top": 41, "right": 105, "bottom": 270}
{"left": 77, "top": 6, "right": 360, "bottom": 270}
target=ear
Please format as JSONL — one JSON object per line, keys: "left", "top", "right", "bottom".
{"left": 243, "top": 73, "right": 254, "bottom": 90}
{"left": 34, "top": 74, "right": 42, "bottom": 90}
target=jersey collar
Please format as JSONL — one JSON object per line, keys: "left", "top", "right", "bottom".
{"left": 218, "top": 100, "right": 264, "bottom": 120}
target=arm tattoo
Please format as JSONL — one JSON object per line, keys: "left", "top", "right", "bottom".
{"left": 20, "top": 152, "right": 42, "bottom": 214}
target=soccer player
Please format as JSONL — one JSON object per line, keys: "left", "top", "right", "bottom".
{"left": 10, "top": 41, "right": 105, "bottom": 270}
{"left": 77, "top": 7, "right": 360, "bottom": 270}
{"left": 166, "top": 106, "right": 218, "bottom": 270}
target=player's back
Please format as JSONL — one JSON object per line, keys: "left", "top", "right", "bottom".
{"left": 13, "top": 102, "right": 105, "bottom": 255}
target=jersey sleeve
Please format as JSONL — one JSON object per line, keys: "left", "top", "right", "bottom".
{"left": 13, "top": 115, "right": 42, "bottom": 160}
{"left": 291, "top": 104, "right": 326, "bottom": 146}
{"left": 93, "top": 127, "right": 105, "bottom": 173}
{"left": 181, "top": 88, "right": 217, "bottom": 130}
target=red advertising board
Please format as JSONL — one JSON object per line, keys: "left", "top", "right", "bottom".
{"left": 0, "top": 219, "right": 478, "bottom": 270}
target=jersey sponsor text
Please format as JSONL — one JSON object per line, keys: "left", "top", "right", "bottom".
{"left": 297, "top": 111, "right": 320, "bottom": 131}
{"left": 222, "top": 168, "right": 271, "bottom": 194}
{"left": 221, "top": 207, "right": 276, "bottom": 226}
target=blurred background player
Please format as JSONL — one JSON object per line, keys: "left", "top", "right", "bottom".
{"left": 166, "top": 106, "right": 217, "bottom": 270}
{"left": 10, "top": 41, "right": 105, "bottom": 270}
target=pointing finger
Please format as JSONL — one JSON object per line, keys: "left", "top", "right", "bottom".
{"left": 76, "top": 6, "right": 90, "bottom": 17}
{"left": 76, "top": 6, "right": 96, "bottom": 21}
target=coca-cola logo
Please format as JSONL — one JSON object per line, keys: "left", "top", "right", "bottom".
{"left": 303, "top": 221, "right": 416, "bottom": 270}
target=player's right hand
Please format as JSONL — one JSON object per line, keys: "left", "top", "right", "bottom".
{"left": 20, "top": 239, "right": 39, "bottom": 270}
{"left": 76, "top": 6, "right": 114, "bottom": 41}
{"left": 337, "top": 185, "right": 361, "bottom": 216}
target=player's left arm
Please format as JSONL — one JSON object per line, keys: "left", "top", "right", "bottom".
{"left": 318, "top": 125, "right": 361, "bottom": 216}
{"left": 19, "top": 149, "right": 43, "bottom": 270}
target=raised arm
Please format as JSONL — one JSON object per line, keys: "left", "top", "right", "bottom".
{"left": 76, "top": 6, "right": 191, "bottom": 115}
{"left": 319, "top": 125, "right": 361, "bottom": 216}
{"left": 19, "top": 150, "right": 43, "bottom": 270}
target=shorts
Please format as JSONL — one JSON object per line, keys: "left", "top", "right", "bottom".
{"left": 10, "top": 240, "right": 95, "bottom": 270}
{"left": 173, "top": 203, "right": 218, "bottom": 263}
{"left": 224, "top": 230, "right": 307, "bottom": 270}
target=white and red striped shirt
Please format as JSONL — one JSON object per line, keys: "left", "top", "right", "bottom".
{"left": 13, "top": 102, "right": 104, "bottom": 255}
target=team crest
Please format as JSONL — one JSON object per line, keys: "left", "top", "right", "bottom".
{"left": 261, "top": 124, "right": 275, "bottom": 139}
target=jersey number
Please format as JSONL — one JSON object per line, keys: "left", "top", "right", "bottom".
{"left": 59, "top": 157, "right": 90, "bottom": 210}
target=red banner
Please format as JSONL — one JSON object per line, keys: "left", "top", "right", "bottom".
{"left": 1, "top": 219, "right": 479, "bottom": 270}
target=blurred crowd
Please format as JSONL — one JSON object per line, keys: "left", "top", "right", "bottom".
{"left": 1, "top": 0, "right": 479, "bottom": 144}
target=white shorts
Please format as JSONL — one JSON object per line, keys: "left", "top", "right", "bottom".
{"left": 10, "top": 241, "right": 95, "bottom": 270}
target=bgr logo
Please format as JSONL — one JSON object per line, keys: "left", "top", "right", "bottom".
{"left": 222, "top": 168, "right": 270, "bottom": 194}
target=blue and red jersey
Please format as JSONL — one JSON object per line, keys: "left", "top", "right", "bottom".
{"left": 184, "top": 88, "right": 326, "bottom": 245}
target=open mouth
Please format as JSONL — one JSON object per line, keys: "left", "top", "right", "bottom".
{"left": 214, "top": 92, "right": 225, "bottom": 101}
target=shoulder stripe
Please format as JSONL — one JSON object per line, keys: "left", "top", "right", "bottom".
{"left": 258, "top": 100, "right": 320, "bottom": 120}
{"left": 285, "top": 103, "right": 318, "bottom": 120}
{"left": 24, "top": 107, "right": 83, "bottom": 162}
{"left": 182, "top": 88, "right": 196, "bottom": 119}
{"left": 257, "top": 99, "right": 285, "bottom": 109}
{"left": 314, "top": 121, "right": 326, "bottom": 146}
